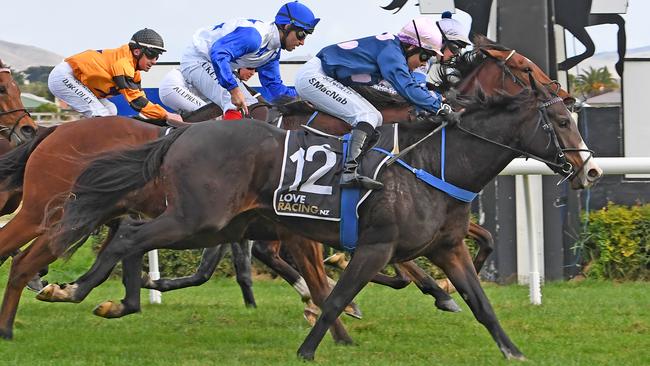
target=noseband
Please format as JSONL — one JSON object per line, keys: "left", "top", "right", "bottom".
{"left": 0, "top": 68, "right": 32, "bottom": 144}
{"left": 0, "top": 108, "right": 32, "bottom": 144}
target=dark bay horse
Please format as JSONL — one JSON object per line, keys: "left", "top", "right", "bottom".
{"left": 0, "top": 91, "right": 414, "bottom": 340}
{"left": 48, "top": 39, "right": 602, "bottom": 360}
{"left": 144, "top": 97, "right": 497, "bottom": 315}
{"left": 0, "top": 61, "right": 38, "bottom": 145}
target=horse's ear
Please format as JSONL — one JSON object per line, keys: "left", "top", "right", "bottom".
{"left": 480, "top": 48, "right": 505, "bottom": 60}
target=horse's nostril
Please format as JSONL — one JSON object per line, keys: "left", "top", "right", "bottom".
{"left": 588, "top": 168, "right": 602, "bottom": 179}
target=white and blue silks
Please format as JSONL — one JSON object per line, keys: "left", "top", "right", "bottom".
{"left": 295, "top": 33, "right": 443, "bottom": 128}
{"left": 180, "top": 19, "right": 296, "bottom": 110}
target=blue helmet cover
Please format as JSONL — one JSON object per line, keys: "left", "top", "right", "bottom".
{"left": 275, "top": 1, "right": 320, "bottom": 31}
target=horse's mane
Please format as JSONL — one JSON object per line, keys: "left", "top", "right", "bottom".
{"left": 435, "top": 35, "right": 511, "bottom": 93}
{"left": 398, "top": 88, "right": 534, "bottom": 132}
{"left": 272, "top": 85, "right": 408, "bottom": 115}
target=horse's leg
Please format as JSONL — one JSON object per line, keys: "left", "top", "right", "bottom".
{"left": 428, "top": 243, "right": 525, "bottom": 360}
{"left": 37, "top": 220, "right": 121, "bottom": 303}
{"left": 468, "top": 222, "right": 494, "bottom": 273}
{"left": 230, "top": 240, "right": 256, "bottom": 308}
{"left": 0, "top": 237, "right": 57, "bottom": 339}
{"left": 297, "top": 243, "right": 393, "bottom": 360}
{"left": 281, "top": 236, "right": 353, "bottom": 345}
{"left": 93, "top": 252, "right": 144, "bottom": 318}
{"left": 557, "top": 25, "right": 595, "bottom": 72}
{"left": 368, "top": 265, "right": 411, "bottom": 289}
{"left": 141, "top": 246, "right": 227, "bottom": 291}
{"left": 0, "top": 211, "right": 42, "bottom": 262}
{"left": 45, "top": 216, "right": 197, "bottom": 307}
{"left": 394, "top": 261, "right": 461, "bottom": 312}
{"left": 252, "top": 240, "right": 311, "bottom": 302}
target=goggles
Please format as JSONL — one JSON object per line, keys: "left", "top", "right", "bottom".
{"left": 142, "top": 47, "right": 162, "bottom": 59}
{"left": 418, "top": 49, "right": 437, "bottom": 62}
{"left": 288, "top": 24, "right": 312, "bottom": 41}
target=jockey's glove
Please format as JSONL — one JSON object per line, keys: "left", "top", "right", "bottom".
{"left": 436, "top": 103, "right": 463, "bottom": 127}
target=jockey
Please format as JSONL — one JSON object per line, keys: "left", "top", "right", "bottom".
{"left": 436, "top": 11, "right": 472, "bottom": 62}
{"left": 413, "top": 11, "right": 473, "bottom": 90}
{"left": 295, "top": 16, "right": 460, "bottom": 190}
{"left": 158, "top": 68, "right": 208, "bottom": 114}
{"left": 158, "top": 67, "right": 258, "bottom": 115}
{"left": 179, "top": 1, "right": 319, "bottom": 120}
{"left": 48, "top": 28, "right": 183, "bottom": 124}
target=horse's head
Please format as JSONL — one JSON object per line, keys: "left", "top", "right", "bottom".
{"left": 0, "top": 60, "right": 38, "bottom": 146}
{"left": 450, "top": 38, "right": 601, "bottom": 189}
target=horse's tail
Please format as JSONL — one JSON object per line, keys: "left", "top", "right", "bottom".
{"left": 49, "top": 126, "right": 188, "bottom": 258}
{"left": 0, "top": 126, "right": 58, "bottom": 190}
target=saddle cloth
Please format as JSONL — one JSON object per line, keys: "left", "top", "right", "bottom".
{"left": 273, "top": 125, "right": 398, "bottom": 221}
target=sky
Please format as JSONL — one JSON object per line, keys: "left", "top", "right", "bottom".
{"left": 3, "top": 0, "right": 649, "bottom": 63}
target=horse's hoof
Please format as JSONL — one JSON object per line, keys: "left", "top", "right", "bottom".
{"left": 335, "top": 337, "right": 355, "bottom": 346}
{"left": 297, "top": 348, "right": 315, "bottom": 361}
{"left": 343, "top": 303, "right": 363, "bottom": 320}
{"left": 502, "top": 347, "right": 527, "bottom": 361}
{"left": 26, "top": 276, "right": 45, "bottom": 293}
{"left": 303, "top": 306, "right": 319, "bottom": 327}
{"left": 35, "top": 284, "right": 55, "bottom": 301}
{"left": 435, "top": 298, "right": 462, "bottom": 313}
{"left": 323, "top": 253, "right": 348, "bottom": 269}
{"left": 93, "top": 301, "right": 127, "bottom": 318}
{"left": 36, "top": 283, "right": 79, "bottom": 302}
{"left": 0, "top": 328, "right": 13, "bottom": 340}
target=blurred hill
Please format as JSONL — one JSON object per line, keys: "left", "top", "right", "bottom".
{"left": 0, "top": 40, "right": 64, "bottom": 71}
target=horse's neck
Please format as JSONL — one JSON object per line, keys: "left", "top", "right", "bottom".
{"left": 398, "top": 116, "right": 520, "bottom": 194}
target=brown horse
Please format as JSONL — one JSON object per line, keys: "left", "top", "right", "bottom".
{"left": 48, "top": 38, "right": 601, "bottom": 360}
{"left": 0, "top": 61, "right": 38, "bottom": 145}
{"left": 0, "top": 89, "right": 414, "bottom": 340}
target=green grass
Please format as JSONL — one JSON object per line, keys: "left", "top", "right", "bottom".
{"left": 0, "top": 251, "right": 648, "bottom": 365}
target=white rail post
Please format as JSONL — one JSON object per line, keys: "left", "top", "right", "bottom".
{"left": 522, "top": 175, "right": 543, "bottom": 305}
{"left": 147, "top": 250, "right": 162, "bottom": 304}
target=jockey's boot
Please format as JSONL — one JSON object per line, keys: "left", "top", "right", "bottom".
{"left": 340, "top": 123, "right": 383, "bottom": 190}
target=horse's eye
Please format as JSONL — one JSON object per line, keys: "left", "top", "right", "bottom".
{"left": 558, "top": 119, "right": 570, "bottom": 128}
{"left": 0, "top": 86, "right": 6, "bottom": 94}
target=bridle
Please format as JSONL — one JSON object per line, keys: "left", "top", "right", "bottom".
{"left": 0, "top": 67, "right": 32, "bottom": 144}
{"left": 453, "top": 49, "right": 594, "bottom": 182}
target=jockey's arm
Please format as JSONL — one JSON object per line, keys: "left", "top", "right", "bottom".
{"left": 209, "top": 27, "right": 261, "bottom": 93}
{"left": 377, "top": 48, "right": 442, "bottom": 113}
{"left": 111, "top": 60, "right": 168, "bottom": 120}
{"left": 257, "top": 58, "right": 297, "bottom": 102}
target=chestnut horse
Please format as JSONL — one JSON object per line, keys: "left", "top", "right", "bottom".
{"left": 0, "top": 60, "right": 38, "bottom": 145}
{"left": 48, "top": 38, "right": 602, "bottom": 360}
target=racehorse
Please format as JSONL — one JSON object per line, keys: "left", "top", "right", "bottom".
{"left": 0, "top": 60, "right": 38, "bottom": 145}
{"left": 48, "top": 37, "right": 602, "bottom": 360}
{"left": 0, "top": 89, "right": 414, "bottom": 340}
